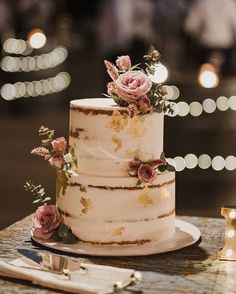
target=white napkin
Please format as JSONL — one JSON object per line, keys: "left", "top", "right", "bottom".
{"left": 0, "top": 257, "right": 141, "bottom": 294}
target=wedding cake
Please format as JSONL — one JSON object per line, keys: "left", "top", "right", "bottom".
{"left": 55, "top": 50, "right": 177, "bottom": 245}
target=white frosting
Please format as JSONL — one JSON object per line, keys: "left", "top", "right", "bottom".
{"left": 57, "top": 98, "right": 176, "bottom": 245}
{"left": 69, "top": 98, "right": 164, "bottom": 177}
{"left": 56, "top": 171, "right": 175, "bottom": 244}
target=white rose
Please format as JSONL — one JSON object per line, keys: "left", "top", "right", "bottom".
{"left": 134, "top": 148, "right": 154, "bottom": 162}
{"left": 63, "top": 153, "right": 73, "bottom": 163}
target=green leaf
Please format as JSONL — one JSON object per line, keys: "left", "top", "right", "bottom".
{"left": 43, "top": 197, "right": 52, "bottom": 202}
{"left": 167, "top": 164, "right": 176, "bottom": 172}
{"left": 158, "top": 165, "right": 167, "bottom": 173}
{"left": 160, "top": 152, "right": 166, "bottom": 161}
{"left": 33, "top": 199, "right": 42, "bottom": 204}
{"left": 136, "top": 179, "right": 142, "bottom": 186}
{"left": 57, "top": 223, "right": 79, "bottom": 244}
{"left": 112, "top": 95, "right": 128, "bottom": 107}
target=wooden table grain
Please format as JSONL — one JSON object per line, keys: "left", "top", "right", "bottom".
{"left": 0, "top": 215, "right": 235, "bottom": 294}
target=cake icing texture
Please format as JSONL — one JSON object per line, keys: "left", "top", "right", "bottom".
{"left": 56, "top": 98, "right": 176, "bottom": 245}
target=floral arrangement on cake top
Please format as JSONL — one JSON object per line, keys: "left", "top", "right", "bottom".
{"left": 24, "top": 126, "right": 78, "bottom": 243}
{"left": 104, "top": 47, "right": 179, "bottom": 117}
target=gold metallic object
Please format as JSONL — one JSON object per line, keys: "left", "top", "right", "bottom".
{"left": 218, "top": 206, "right": 236, "bottom": 261}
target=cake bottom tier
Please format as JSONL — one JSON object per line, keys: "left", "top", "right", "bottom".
{"left": 56, "top": 171, "right": 175, "bottom": 245}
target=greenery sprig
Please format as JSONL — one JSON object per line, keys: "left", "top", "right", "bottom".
{"left": 24, "top": 181, "right": 51, "bottom": 204}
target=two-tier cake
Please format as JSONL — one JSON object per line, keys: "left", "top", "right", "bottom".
{"left": 55, "top": 51, "right": 178, "bottom": 245}
{"left": 56, "top": 97, "right": 175, "bottom": 245}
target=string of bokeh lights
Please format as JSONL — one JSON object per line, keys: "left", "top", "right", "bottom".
{"left": 167, "top": 154, "right": 236, "bottom": 172}
{"left": 167, "top": 95, "right": 236, "bottom": 117}
{"left": 1, "top": 32, "right": 71, "bottom": 100}
{"left": 1, "top": 46, "right": 68, "bottom": 72}
{"left": 0, "top": 72, "right": 71, "bottom": 100}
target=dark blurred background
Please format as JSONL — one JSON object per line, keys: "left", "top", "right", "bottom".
{"left": 0, "top": 0, "right": 236, "bottom": 229}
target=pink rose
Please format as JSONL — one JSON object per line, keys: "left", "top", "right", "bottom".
{"left": 49, "top": 156, "right": 63, "bottom": 169}
{"left": 31, "top": 205, "right": 61, "bottom": 240}
{"left": 138, "top": 95, "right": 151, "bottom": 110}
{"left": 116, "top": 55, "right": 131, "bottom": 70}
{"left": 51, "top": 137, "right": 67, "bottom": 152}
{"left": 151, "top": 159, "right": 165, "bottom": 168}
{"left": 107, "top": 81, "right": 117, "bottom": 96}
{"left": 104, "top": 60, "right": 119, "bottom": 81}
{"left": 31, "top": 147, "right": 49, "bottom": 157}
{"left": 115, "top": 71, "right": 152, "bottom": 103}
{"left": 137, "top": 164, "right": 157, "bottom": 183}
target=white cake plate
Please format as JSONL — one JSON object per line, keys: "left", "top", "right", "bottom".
{"left": 31, "top": 219, "right": 201, "bottom": 257}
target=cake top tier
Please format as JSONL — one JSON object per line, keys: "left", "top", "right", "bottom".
{"left": 70, "top": 98, "right": 123, "bottom": 110}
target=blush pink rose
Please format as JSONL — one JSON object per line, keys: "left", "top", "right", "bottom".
{"left": 116, "top": 55, "right": 131, "bottom": 70}
{"left": 138, "top": 95, "right": 151, "bottom": 110}
{"left": 104, "top": 60, "right": 119, "bottom": 81}
{"left": 31, "top": 147, "right": 49, "bottom": 157}
{"left": 31, "top": 205, "right": 61, "bottom": 240}
{"left": 115, "top": 71, "right": 152, "bottom": 103}
{"left": 137, "top": 164, "right": 157, "bottom": 183}
{"left": 51, "top": 137, "right": 67, "bottom": 152}
{"left": 151, "top": 159, "right": 165, "bottom": 168}
{"left": 49, "top": 156, "right": 63, "bottom": 169}
{"left": 107, "top": 81, "right": 117, "bottom": 96}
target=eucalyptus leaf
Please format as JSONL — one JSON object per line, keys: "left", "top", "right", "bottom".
{"left": 136, "top": 179, "right": 142, "bottom": 186}
{"left": 57, "top": 223, "right": 79, "bottom": 244}
{"left": 33, "top": 199, "right": 42, "bottom": 204}
{"left": 158, "top": 165, "right": 167, "bottom": 173}
{"left": 167, "top": 164, "right": 176, "bottom": 172}
{"left": 160, "top": 152, "right": 166, "bottom": 160}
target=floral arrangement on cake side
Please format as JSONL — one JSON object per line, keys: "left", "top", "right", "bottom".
{"left": 25, "top": 126, "right": 78, "bottom": 243}
{"left": 104, "top": 47, "right": 179, "bottom": 118}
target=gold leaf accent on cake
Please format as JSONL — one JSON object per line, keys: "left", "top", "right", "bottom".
{"left": 127, "top": 115, "right": 147, "bottom": 137}
{"left": 106, "top": 110, "right": 125, "bottom": 132}
{"left": 80, "top": 197, "right": 94, "bottom": 214}
{"left": 56, "top": 170, "right": 68, "bottom": 198}
{"left": 112, "top": 135, "right": 122, "bottom": 152}
{"left": 138, "top": 187, "right": 153, "bottom": 207}
{"left": 123, "top": 113, "right": 129, "bottom": 126}
{"left": 125, "top": 148, "right": 135, "bottom": 156}
{"left": 112, "top": 226, "right": 125, "bottom": 237}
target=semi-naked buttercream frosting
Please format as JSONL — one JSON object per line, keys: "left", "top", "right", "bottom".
{"left": 56, "top": 98, "right": 176, "bottom": 245}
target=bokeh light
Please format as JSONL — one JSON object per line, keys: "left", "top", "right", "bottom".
{"left": 202, "top": 98, "right": 216, "bottom": 113}
{"left": 198, "top": 63, "right": 219, "bottom": 88}
{"left": 148, "top": 63, "right": 168, "bottom": 84}
{"left": 189, "top": 101, "right": 203, "bottom": 117}
{"left": 198, "top": 154, "right": 212, "bottom": 169}
{"left": 216, "top": 96, "right": 229, "bottom": 111}
{"left": 28, "top": 29, "right": 46, "bottom": 49}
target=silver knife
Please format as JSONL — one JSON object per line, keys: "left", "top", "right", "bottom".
{"left": 17, "top": 248, "right": 142, "bottom": 291}
{"left": 17, "top": 248, "right": 84, "bottom": 276}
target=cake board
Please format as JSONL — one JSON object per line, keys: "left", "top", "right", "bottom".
{"left": 31, "top": 219, "right": 201, "bottom": 257}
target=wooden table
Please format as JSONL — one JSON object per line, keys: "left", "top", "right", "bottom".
{"left": 0, "top": 215, "right": 235, "bottom": 294}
